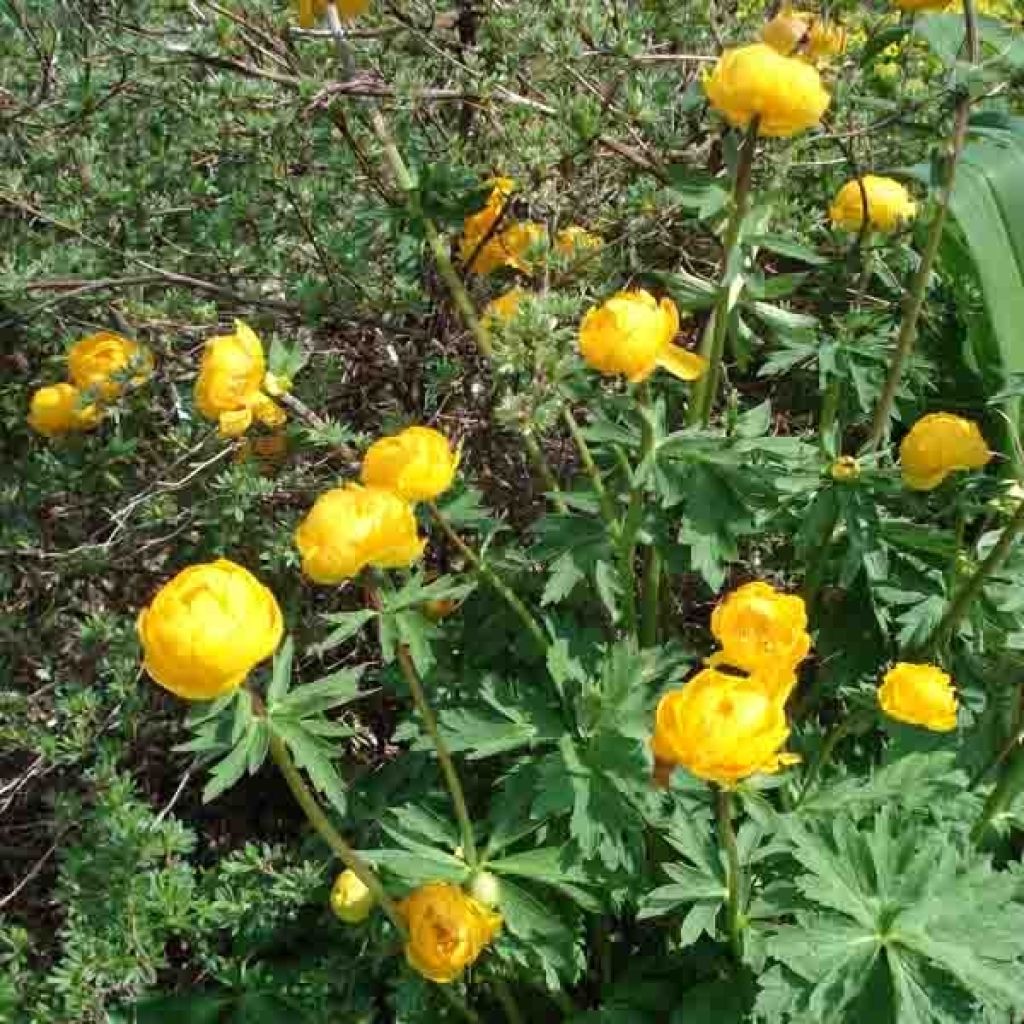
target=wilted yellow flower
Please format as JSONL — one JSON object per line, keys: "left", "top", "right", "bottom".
{"left": 709, "top": 581, "right": 810, "bottom": 696}
{"left": 899, "top": 412, "right": 991, "bottom": 491}
{"left": 805, "top": 20, "right": 847, "bottom": 62}
{"left": 68, "top": 331, "right": 152, "bottom": 399}
{"left": 878, "top": 662, "right": 957, "bottom": 732}
{"left": 892, "top": 0, "right": 951, "bottom": 10}
{"left": 297, "top": 0, "right": 369, "bottom": 28}
{"left": 295, "top": 483, "right": 425, "bottom": 584}
{"left": 579, "top": 290, "right": 706, "bottom": 384}
{"left": 360, "top": 426, "right": 459, "bottom": 503}
{"left": 762, "top": 4, "right": 812, "bottom": 55}
{"left": 27, "top": 383, "right": 101, "bottom": 437}
{"left": 194, "top": 320, "right": 286, "bottom": 438}
{"left": 554, "top": 226, "right": 603, "bottom": 258}
{"left": 399, "top": 882, "right": 502, "bottom": 984}
{"left": 830, "top": 176, "right": 917, "bottom": 233}
{"left": 460, "top": 178, "right": 516, "bottom": 248}
{"left": 830, "top": 456, "right": 860, "bottom": 482}
{"left": 704, "top": 43, "right": 830, "bottom": 137}
{"left": 465, "top": 222, "right": 546, "bottom": 276}
{"left": 235, "top": 432, "right": 289, "bottom": 475}
{"left": 483, "top": 288, "right": 526, "bottom": 324}
{"left": 331, "top": 869, "right": 375, "bottom": 923}
{"left": 137, "top": 559, "right": 283, "bottom": 701}
{"left": 652, "top": 667, "right": 798, "bottom": 787}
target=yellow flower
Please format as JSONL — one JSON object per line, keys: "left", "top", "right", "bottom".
{"left": 762, "top": 5, "right": 812, "bottom": 55}
{"left": 27, "top": 383, "right": 101, "bottom": 437}
{"left": 709, "top": 581, "right": 811, "bottom": 692}
{"left": 194, "top": 320, "right": 286, "bottom": 438}
{"left": 331, "top": 869, "right": 375, "bottom": 923}
{"left": 554, "top": 226, "right": 603, "bottom": 258}
{"left": 830, "top": 176, "right": 917, "bottom": 233}
{"left": 830, "top": 456, "right": 861, "bottom": 482}
{"left": 892, "top": 0, "right": 951, "bottom": 10}
{"left": 295, "top": 483, "right": 426, "bottom": 584}
{"left": 137, "top": 558, "right": 283, "bottom": 701}
{"left": 579, "top": 290, "right": 707, "bottom": 383}
{"left": 483, "top": 288, "right": 526, "bottom": 324}
{"left": 68, "top": 331, "right": 153, "bottom": 399}
{"left": 297, "top": 0, "right": 369, "bottom": 27}
{"left": 652, "top": 667, "right": 798, "bottom": 787}
{"left": 704, "top": 43, "right": 830, "bottom": 138}
{"left": 460, "top": 178, "right": 516, "bottom": 246}
{"left": 360, "top": 425, "right": 459, "bottom": 503}
{"left": 399, "top": 882, "right": 502, "bottom": 984}
{"left": 464, "top": 222, "right": 546, "bottom": 276}
{"left": 422, "top": 597, "right": 460, "bottom": 621}
{"left": 805, "top": 21, "right": 847, "bottom": 63}
{"left": 899, "top": 412, "right": 992, "bottom": 491}
{"left": 877, "top": 662, "right": 958, "bottom": 732}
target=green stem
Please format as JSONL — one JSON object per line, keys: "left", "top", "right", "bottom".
{"left": 795, "top": 714, "right": 865, "bottom": 807}
{"left": 563, "top": 407, "right": 617, "bottom": 525}
{"left": 640, "top": 545, "right": 662, "bottom": 648}
{"left": 437, "top": 984, "right": 483, "bottom": 1024}
{"left": 522, "top": 429, "right": 569, "bottom": 513}
{"left": 269, "top": 733, "right": 405, "bottom": 934}
{"left": 323, "top": 1, "right": 357, "bottom": 77}
{"left": 426, "top": 502, "right": 548, "bottom": 656}
{"left": 689, "top": 120, "right": 759, "bottom": 427}
{"left": 367, "top": 583, "right": 478, "bottom": 867}
{"left": 862, "top": 0, "right": 980, "bottom": 451}
{"left": 971, "top": 742, "right": 1024, "bottom": 845}
{"left": 818, "top": 378, "right": 841, "bottom": 454}
{"left": 802, "top": 504, "right": 840, "bottom": 613}
{"left": 491, "top": 978, "right": 525, "bottom": 1024}
{"left": 714, "top": 787, "right": 744, "bottom": 961}
{"left": 922, "top": 498, "right": 1024, "bottom": 656}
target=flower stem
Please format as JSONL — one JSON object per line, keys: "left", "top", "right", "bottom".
{"left": 635, "top": 384, "right": 661, "bottom": 647}
{"left": 862, "top": 0, "right": 979, "bottom": 451}
{"left": 366, "top": 582, "right": 478, "bottom": 867}
{"left": 795, "top": 713, "right": 867, "bottom": 807}
{"left": 437, "top": 985, "right": 483, "bottom": 1024}
{"left": 521, "top": 428, "right": 569, "bottom": 513}
{"left": 268, "top": 732, "right": 405, "bottom": 934}
{"left": 971, "top": 742, "right": 1024, "bottom": 845}
{"left": 491, "top": 978, "right": 525, "bottom": 1024}
{"left": 689, "top": 120, "right": 759, "bottom": 427}
{"left": 563, "top": 407, "right": 617, "bottom": 525}
{"left": 922, "top": 497, "right": 1024, "bottom": 656}
{"left": 426, "top": 501, "right": 548, "bottom": 656}
{"left": 714, "top": 786, "right": 744, "bottom": 961}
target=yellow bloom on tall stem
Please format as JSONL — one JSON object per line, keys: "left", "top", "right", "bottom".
{"left": 194, "top": 320, "right": 286, "bottom": 438}
{"left": 137, "top": 559, "right": 284, "bottom": 701}
{"left": 331, "top": 869, "right": 375, "bottom": 923}
{"left": 297, "top": 0, "right": 369, "bottom": 28}
{"left": 399, "top": 882, "right": 502, "bottom": 984}
{"left": 704, "top": 43, "right": 830, "bottom": 137}
{"left": 830, "top": 176, "right": 917, "bottom": 233}
{"left": 360, "top": 425, "right": 459, "bottom": 503}
{"left": 295, "top": 483, "right": 426, "bottom": 584}
{"left": 579, "top": 290, "right": 706, "bottom": 383}
{"left": 709, "top": 581, "right": 811, "bottom": 697}
{"left": 652, "top": 667, "right": 798, "bottom": 787}
{"left": 899, "top": 413, "right": 991, "bottom": 491}
{"left": 878, "top": 663, "right": 958, "bottom": 732}
{"left": 27, "top": 383, "right": 102, "bottom": 437}
{"left": 68, "top": 331, "right": 153, "bottom": 399}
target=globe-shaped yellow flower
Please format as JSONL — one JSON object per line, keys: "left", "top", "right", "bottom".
{"left": 579, "top": 290, "right": 706, "bottom": 384}
{"left": 709, "top": 581, "right": 811, "bottom": 693}
{"left": 762, "top": 4, "right": 812, "bottom": 55}
{"left": 194, "top": 320, "right": 286, "bottom": 438}
{"left": 331, "top": 869, "right": 375, "bottom": 923}
{"left": 399, "top": 882, "right": 502, "bottom": 984}
{"left": 361, "top": 426, "right": 459, "bottom": 503}
{"left": 68, "top": 331, "right": 153, "bottom": 399}
{"left": 295, "top": 483, "right": 426, "bottom": 584}
{"left": 892, "top": 0, "right": 951, "bottom": 11}
{"left": 297, "top": 0, "right": 369, "bottom": 28}
{"left": 830, "top": 176, "right": 917, "bottom": 233}
{"left": 483, "top": 288, "right": 526, "bottom": 324}
{"left": 652, "top": 668, "right": 798, "bottom": 787}
{"left": 137, "top": 559, "right": 283, "bottom": 701}
{"left": 27, "top": 383, "right": 101, "bottom": 438}
{"left": 899, "top": 413, "right": 991, "bottom": 491}
{"left": 878, "top": 662, "right": 957, "bottom": 732}
{"left": 704, "top": 43, "right": 830, "bottom": 137}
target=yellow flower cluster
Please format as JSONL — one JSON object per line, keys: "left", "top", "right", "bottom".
{"left": 652, "top": 582, "right": 810, "bottom": 787}
{"left": 28, "top": 331, "right": 152, "bottom": 438}
{"left": 579, "top": 290, "right": 707, "bottom": 384}
{"left": 704, "top": 43, "right": 830, "bottom": 138}
{"left": 830, "top": 176, "right": 917, "bottom": 233}
{"left": 762, "top": 4, "right": 847, "bottom": 64}
{"left": 899, "top": 413, "right": 991, "bottom": 491}
{"left": 295, "top": 424, "right": 458, "bottom": 584}
{"left": 878, "top": 662, "right": 958, "bottom": 732}
{"left": 194, "top": 320, "right": 288, "bottom": 438}
{"left": 399, "top": 882, "right": 502, "bottom": 983}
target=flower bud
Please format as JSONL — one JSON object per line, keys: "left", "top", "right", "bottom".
{"left": 331, "top": 869, "right": 375, "bottom": 924}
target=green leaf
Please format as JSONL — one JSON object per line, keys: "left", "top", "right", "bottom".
{"left": 271, "top": 666, "right": 365, "bottom": 718}
{"left": 672, "top": 978, "right": 751, "bottom": 1024}
{"left": 267, "top": 635, "right": 294, "bottom": 705}
{"left": 202, "top": 728, "right": 259, "bottom": 803}
{"left": 360, "top": 844, "right": 468, "bottom": 884}
{"left": 489, "top": 846, "right": 584, "bottom": 886}
{"left": 272, "top": 718, "right": 347, "bottom": 815}
{"left": 120, "top": 994, "right": 228, "bottom": 1024}
{"left": 310, "top": 608, "right": 377, "bottom": 656}
{"left": 745, "top": 232, "right": 828, "bottom": 266}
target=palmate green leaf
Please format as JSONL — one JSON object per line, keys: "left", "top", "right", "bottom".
{"left": 360, "top": 842, "right": 468, "bottom": 885}
{"left": 310, "top": 608, "right": 377, "bottom": 656}
{"left": 271, "top": 718, "right": 347, "bottom": 816}
{"left": 672, "top": 978, "right": 752, "bottom": 1024}
{"left": 488, "top": 845, "right": 587, "bottom": 887}
{"left": 202, "top": 727, "right": 260, "bottom": 804}
{"left": 269, "top": 666, "right": 365, "bottom": 718}
{"left": 267, "top": 636, "right": 294, "bottom": 704}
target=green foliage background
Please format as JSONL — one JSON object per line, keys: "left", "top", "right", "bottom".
{"left": 2, "top": 0, "right": 1024, "bottom": 1022}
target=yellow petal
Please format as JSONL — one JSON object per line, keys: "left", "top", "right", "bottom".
{"left": 657, "top": 344, "right": 708, "bottom": 381}
{"left": 219, "top": 408, "right": 253, "bottom": 437}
